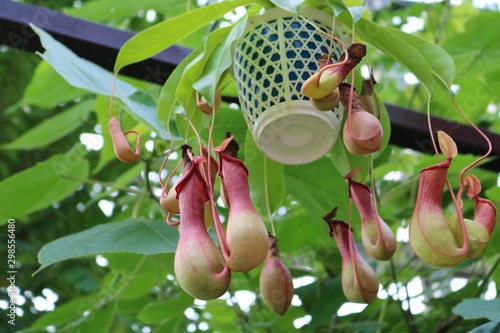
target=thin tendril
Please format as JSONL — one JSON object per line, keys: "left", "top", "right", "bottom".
{"left": 187, "top": 115, "right": 204, "bottom": 154}
{"left": 205, "top": 105, "right": 230, "bottom": 259}
{"left": 263, "top": 157, "right": 276, "bottom": 237}
{"left": 370, "top": 155, "right": 389, "bottom": 250}
{"left": 346, "top": 23, "right": 356, "bottom": 139}
{"left": 426, "top": 95, "right": 441, "bottom": 159}
{"left": 346, "top": 66, "right": 356, "bottom": 139}
{"left": 347, "top": 199, "right": 358, "bottom": 283}
{"left": 166, "top": 212, "right": 180, "bottom": 226}
{"left": 426, "top": 91, "right": 468, "bottom": 250}
{"left": 158, "top": 100, "right": 177, "bottom": 188}
{"left": 451, "top": 97, "right": 493, "bottom": 207}
{"left": 444, "top": 176, "right": 469, "bottom": 249}
{"left": 300, "top": 16, "right": 350, "bottom": 71}
{"left": 160, "top": 158, "right": 183, "bottom": 199}
{"left": 109, "top": 74, "right": 118, "bottom": 120}
{"left": 363, "top": 56, "right": 382, "bottom": 119}
{"left": 326, "top": 16, "right": 337, "bottom": 66}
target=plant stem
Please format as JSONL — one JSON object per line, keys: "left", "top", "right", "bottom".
{"left": 245, "top": 272, "right": 272, "bottom": 333}
{"left": 390, "top": 258, "right": 420, "bottom": 333}
{"left": 143, "top": 159, "right": 157, "bottom": 200}
{"left": 263, "top": 157, "right": 276, "bottom": 236}
{"left": 227, "top": 287, "right": 253, "bottom": 333}
{"left": 408, "top": 0, "right": 451, "bottom": 109}
{"left": 435, "top": 0, "right": 452, "bottom": 45}
{"left": 57, "top": 255, "right": 147, "bottom": 332}
{"left": 61, "top": 174, "right": 143, "bottom": 195}
{"left": 106, "top": 255, "right": 148, "bottom": 304}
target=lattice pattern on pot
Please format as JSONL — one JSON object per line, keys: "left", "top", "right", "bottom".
{"left": 233, "top": 12, "right": 343, "bottom": 128}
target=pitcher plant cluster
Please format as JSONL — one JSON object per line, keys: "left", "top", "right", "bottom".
{"left": 106, "top": 16, "right": 496, "bottom": 311}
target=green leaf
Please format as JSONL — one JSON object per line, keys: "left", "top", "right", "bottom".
{"left": 2, "top": 99, "right": 93, "bottom": 150}
{"left": 137, "top": 293, "right": 194, "bottom": 324}
{"left": 119, "top": 272, "right": 159, "bottom": 300}
{"left": 75, "top": 301, "right": 116, "bottom": 333}
{"left": 19, "top": 61, "right": 85, "bottom": 108}
{"left": 158, "top": 49, "right": 202, "bottom": 128}
{"left": 334, "top": 321, "right": 387, "bottom": 332}
{"left": 329, "top": 134, "right": 370, "bottom": 181}
{"left": 25, "top": 295, "right": 96, "bottom": 331}
{"left": 326, "top": 0, "right": 348, "bottom": 17}
{"left": 276, "top": 214, "right": 329, "bottom": 253}
{"left": 176, "top": 29, "right": 228, "bottom": 125}
{"left": 87, "top": 162, "right": 143, "bottom": 206}
{"left": 347, "top": 18, "right": 434, "bottom": 94}
{"left": 453, "top": 299, "right": 500, "bottom": 320}
{"left": 175, "top": 104, "right": 205, "bottom": 141}
{"left": 193, "top": 15, "right": 248, "bottom": 105}
{"left": 294, "top": 277, "right": 345, "bottom": 332}
{"left": 0, "top": 144, "right": 89, "bottom": 224}
{"left": 270, "top": 0, "right": 305, "bottom": 13}
{"left": 375, "top": 95, "right": 391, "bottom": 156}
{"left": 347, "top": 6, "right": 366, "bottom": 23}
{"left": 31, "top": 25, "right": 168, "bottom": 139}
{"left": 384, "top": 26, "right": 455, "bottom": 91}
{"left": 200, "top": 103, "right": 248, "bottom": 147}
{"left": 284, "top": 157, "right": 349, "bottom": 221}
{"left": 36, "top": 218, "right": 179, "bottom": 272}
{"left": 468, "top": 320, "right": 500, "bottom": 333}
{"left": 114, "top": 0, "right": 254, "bottom": 73}
{"left": 245, "top": 130, "right": 285, "bottom": 217}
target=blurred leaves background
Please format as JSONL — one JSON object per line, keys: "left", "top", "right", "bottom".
{"left": 1, "top": 0, "right": 499, "bottom": 332}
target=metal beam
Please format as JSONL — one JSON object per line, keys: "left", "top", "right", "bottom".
{"left": 1, "top": 0, "right": 498, "bottom": 170}
{"left": 387, "top": 104, "right": 498, "bottom": 171}
{"left": 0, "top": 0, "right": 191, "bottom": 84}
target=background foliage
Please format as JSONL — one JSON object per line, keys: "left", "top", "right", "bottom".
{"left": 1, "top": 0, "right": 500, "bottom": 332}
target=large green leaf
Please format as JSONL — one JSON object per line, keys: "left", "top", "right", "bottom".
{"left": 384, "top": 26, "right": 455, "bottom": 91}
{"left": 346, "top": 18, "right": 435, "bottom": 94}
{"left": 469, "top": 320, "right": 500, "bottom": 333}
{"left": 174, "top": 30, "right": 229, "bottom": 141}
{"left": 323, "top": 0, "right": 348, "bottom": 17}
{"left": 284, "top": 157, "right": 349, "bottom": 221}
{"left": 193, "top": 14, "right": 248, "bottom": 105}
{"left": 334, "top": 321, "right": 387, "bottom": 332}
{"left": 36, "top": 218, "right": 179, "bottom": 272}
{"left": 295, "top": 277, "right": 345, "bottom": 332}
{"left": 453, "top": 299, "right": 500, "bottom": 320}
{"left": 75, "top": 301, "right": 116, "bottom": 333}
{"left": 0, "top": 144, "right": 89, "bottom": 224}
{"left": 137, "top": 293, "right": 194, "bottom": 324}
{"left": 1, "top": 99, "right": 93, "bottom": 150}
{"left": 276, "top": 214, "right": 329, "bottom": 253}
{"left": 19, "top": 61, "right": 85, "bottom": 108}
{"left": 114, "top": 0, "right": 254, "bottom": 73}
{"left": 31, "top": 25, "right": 168, "bottom": 139}
{"left": 25, "top": 295, "right": 96, "bottom": 331}
{"left": 329, "top": 134, "right": 370, "bottom": 181}
{"left": 270, "top": 0, "right": 305, "bottom": 13}
{"left": 157, "top": 49, "right": 202, "bottom": 128}
{"left": 245, "top": 130, "right": 285, "bottom": 218}
{"left": 176, "top": 29, "right": 229, "bottom": 126}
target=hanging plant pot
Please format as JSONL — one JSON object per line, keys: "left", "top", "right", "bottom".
{"left": 233, "top": 7, "right": 344, "bottom": 165}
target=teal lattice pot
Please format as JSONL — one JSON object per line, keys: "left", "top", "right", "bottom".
{"left": 233, "top": 7, "right": 345, "bottom": 164}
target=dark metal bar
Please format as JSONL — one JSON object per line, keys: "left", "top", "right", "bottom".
{"left": 387, "top": 104, "right": 499, "bottom": 171}
{"left": 1, "top": 1, "right": 499, "bottom": 170}
{"left": 0, "top": 0, "right": 192, "bottom": 84}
